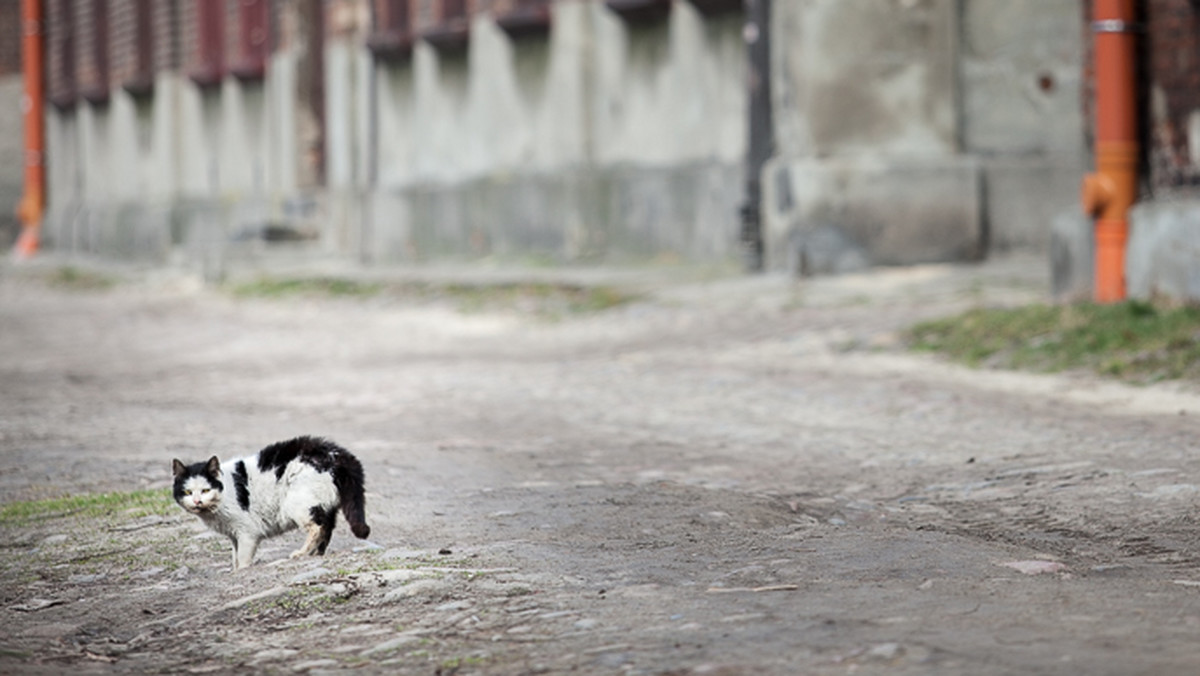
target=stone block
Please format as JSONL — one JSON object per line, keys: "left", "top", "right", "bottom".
{"left": 982, "top": 156, "right": 1087, "bottom": 253}
{"left": 1050, "top": 211, "right": 1092, "bottom": 302}
{"left": 1127, "top": 201, "right": 1200, "bottom": 302}
{"left": 766, "top": 156, "right": 984, "bottom": 271}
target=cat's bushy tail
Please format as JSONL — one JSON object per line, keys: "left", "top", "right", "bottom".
{"left": 332, "top": 448, "right": 371, "bottom": 539}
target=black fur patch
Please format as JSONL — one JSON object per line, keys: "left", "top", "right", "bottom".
{"left": 299, "top": 439, "right": 338, "bottom": 473}
{"left": 257, "top": 437, "right": 306, "bottom": 480}
{"left": 309, "top": 505, "right": 337, "bottom": 555}
{"left": 232, "top": 460, "right": 250, "bottom": 511}
{"left": 255, "top": 436, "right": 370, "bottom": 539}
{"left": 172, "top": 460, "right": 224, "bottom": 503}
{"left": 309, "top": 505, "right": 332, "bottom": 527}
{"left": 256, "top": 436, "right": 352, "bottom": 477}
{"left": 331, "top": 452, "right": 370, "bottom": 539}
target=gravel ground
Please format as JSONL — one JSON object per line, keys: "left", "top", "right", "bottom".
{"left": 3, "top": 254, "right": 1200, "bottom": 675}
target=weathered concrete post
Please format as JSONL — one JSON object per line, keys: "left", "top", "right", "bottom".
{"left": 740, "top": 0, "right": 771, "bottom": 273}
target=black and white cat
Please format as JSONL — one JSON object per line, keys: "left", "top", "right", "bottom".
{"left": 172, "top": 436, "right": 371, "bottom": 570}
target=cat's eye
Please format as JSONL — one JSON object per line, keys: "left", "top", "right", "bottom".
{"left": 183, "top": 490, "right": 192, "bottom": 496}
{"left": 201, "top": 488, "right": 211, "bottom": 494}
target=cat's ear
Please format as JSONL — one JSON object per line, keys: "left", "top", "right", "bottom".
{"left": 206, "top": 456, "right": 221, "bottom": 476}
{"left": 172, "top": 459, "right": 186, "bottom": 478}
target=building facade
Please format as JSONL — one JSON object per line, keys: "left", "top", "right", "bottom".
{"left": 13, "top": 0, "right": 1200, "bottom": 296}
{"left": 36, "top": 0, "right": 747, "bottom": 277}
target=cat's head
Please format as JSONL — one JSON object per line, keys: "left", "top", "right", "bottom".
{"left": 172, "top": 456, "right": 224, "bottom": 514}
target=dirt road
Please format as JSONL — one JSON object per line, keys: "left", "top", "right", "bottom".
{"left": 3, "top": 256, "right": 1200, "bottom": 675}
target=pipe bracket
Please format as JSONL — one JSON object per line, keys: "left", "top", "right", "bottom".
{"left": 1092, "top": 19, "right": 1142, "bottom": 33}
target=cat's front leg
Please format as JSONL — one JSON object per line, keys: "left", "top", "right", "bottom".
{"left": 234, "top": 535, "right": 260, "bottom": 570}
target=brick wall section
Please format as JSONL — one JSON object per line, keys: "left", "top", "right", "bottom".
{"left": 1145, "top": 0, "right": 1200, "bottom": 191}
{"left": 156, "top": 0, "right": 178, "bottom": 70}
{"left": 225, "top": 0, "right": 241, "bottom": 74}
{"left": 179, "top": 1, "right": 207, "bottom": 83}
{"left": 74, "top": 0, "right": 104, "bottom": 100}
{"left": 426, "top": 0, "right": 474, "bottom": 28}
{"left": 32, "top": 0, "right": 504, "bottom": 102}
{"left": 46, "top": 0, "right": 76, "bottom": 107}
{"left": 109, "top": 0, "right": 138, "bottom": 90}
{"left": 0, "top": 2, "right": 21, "bottom": 78}
{"left": 178, "top": 1, "right": 195, "bottom": 79}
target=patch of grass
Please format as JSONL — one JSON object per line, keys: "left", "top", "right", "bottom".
{"left": 907, "top": 300, "right": 1200, "bottom": 383}
{"left": 439, "top": 281, "right": 635, "bottom": 317}
{"left": 457, "top": 281, "right": 635, "bottom": 315}
{"left": 440, "top": 655, "right": 488, "bottom": 670}
{"left": 338, "top": 550, "right": 470, "bottom": 577}
{"left": 281, "top": 587, "right": 349, "bottom": 611}
{"left": 0, "top": 489, "right": 174, "bottom": 526}
{"left": 244, "top": 587, "right": 352, "bottom": 617}
{"left": 228, "top": 277, "right": 385, "bottom": 299}
{"left": 226, "top": 275, "right": 638, "bottom": 317}
{"left": 47, "top": 266, "right": 118, "bottom": 290}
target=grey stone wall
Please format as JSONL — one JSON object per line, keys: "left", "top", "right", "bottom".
{"left": 44, "top": 1, "right": 749, "bottom": 272}
{"left": 1126, "top": 201, "right": 1200, "bottom": 302}
{"left": 40, "top": 0, "right": 1091, "bottom": 275}
{"left": 959, "top": 0, "right": 1087, "bottom": 253}
{"left": 765, "top": 0, "right": 1087, "bottom": 274}
{"left": 0, "top": 76, "right": 23, "bottom": 249}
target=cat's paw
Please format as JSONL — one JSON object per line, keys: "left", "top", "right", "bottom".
{"left": 289, "top": 549, "right": 305, "bottom": 559}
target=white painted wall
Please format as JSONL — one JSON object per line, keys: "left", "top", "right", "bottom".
{"left": 36, "top": 1, "right": 741, "bottom": 266}
{"left": 370, "top": 0, "right": 745, "bottom": 186}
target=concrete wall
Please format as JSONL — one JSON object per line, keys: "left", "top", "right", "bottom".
{"left": 1125, "top": 201, "right": 1200, "bottom": 301}
{"left": 38, "top": 0, "right": 1092, "bottom": 275}
{"left": 363, "top": 1, "right": 746, "bottom": 265}
{"left": 960, "top": 0, "right": 1087, "bottom": 252}
{"left": 43, "top": 59, "right": 311, "bottom": 278}
{"left": 0, "top": 75, "right": 23, "bottom": 249}
{"left": 43, "top": 0, "right": 748, "bottom": 271}
{"left": 764, "top": 0, "right": 1087, "bottom": 273}
{"left": 42, "top": 0, "right": 335, "bottom": 279}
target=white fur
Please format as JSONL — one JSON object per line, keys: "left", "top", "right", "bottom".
{"left": 184, "top": 456, "right": 342, "bottom": 570}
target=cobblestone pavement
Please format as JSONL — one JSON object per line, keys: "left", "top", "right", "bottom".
{"left": 3, "top": 255, "right": 1200, "bottom": 675}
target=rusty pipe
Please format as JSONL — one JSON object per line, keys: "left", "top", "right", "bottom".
{"left": 1081, "top": 0, "right": 1138, "bottom": 303}
{"left": 13, "top": 0, "right": 44, "bottom": 260}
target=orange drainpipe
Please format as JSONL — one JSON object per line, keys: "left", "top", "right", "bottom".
{"left": 1081, "top": 0, "right": 1139, "bottom": 303}
{"left": 13, "top": 0, "right": 44, "bottom": 260}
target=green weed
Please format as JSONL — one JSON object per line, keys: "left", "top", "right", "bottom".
{"left": 226, "top": 275, "right": 638, "bottom": 317}
{"left": 244, "top": 587, "right": 350, "bottom": 616}
{"left": 0, "top": 489, "right": 174, "bottom": 526}
{"left": 441, "top": 655, "right": 488, "bottom": 670}
{"left": 47, "top": 266, "right": 118, "bottom": 290}
{"left": 228, "top": 277, "right": 384, "bottom": 298}
{"left": 907, "top": 301, "right": 1200, "bottom": 383}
